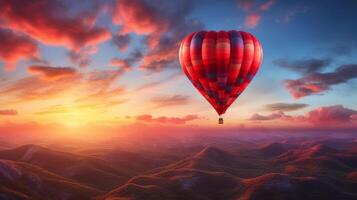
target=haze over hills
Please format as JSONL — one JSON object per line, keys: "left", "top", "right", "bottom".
{"left": 0, "top": 132, "right": 356, "bottom": 200}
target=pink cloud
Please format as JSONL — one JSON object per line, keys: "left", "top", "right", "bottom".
{"left": 0, "top": 0, "right": 111, "bottom": 50}
{"left": 237, "top": 0, "right": 256, "bottom": 11}
{"left": 0, "top": 28, "right": 39, "bottom": 70}
{"left": 250, "top": 105, "right": 357, "bottom": 125}
{"left": 112, "top": 0, "right": 202, "bottom": 72}
{"left": 245, "top": 13, "right": 261, "bottom": 28}
{"left": 112, "top": 0, "right": 169, "bottom": 48}
{"left": 305, "top": 105, "right": 357, "bottom": 123}
{"left": 136, "top": 114, "right": 199, "bottom": 125}
{"left": 238, "top": 0, "right": 276, "bottom": 28}
{"left": 259, "top": 0, "right": 276, "bottom": 11}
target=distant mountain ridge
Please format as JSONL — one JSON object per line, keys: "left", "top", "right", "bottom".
{"left": 0, "top": 136, "right": 356, "bottom": 200}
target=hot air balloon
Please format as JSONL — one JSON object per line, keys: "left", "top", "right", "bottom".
{"left": 179, "top": 30, "right": 263, "bottom": 124}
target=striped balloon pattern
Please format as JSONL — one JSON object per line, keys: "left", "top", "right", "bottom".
{"left": 179, "top": 30, "right": 263, "bottom": 115}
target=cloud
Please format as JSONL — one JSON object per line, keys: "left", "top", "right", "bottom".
{"left": 28, "top": 65, "right": 77, "bottom": 80}
{"left": 265, "top": 102, "right": 308, "bottom": 112}
{"left": 110, "top": 49, "right": 143, "bottom": 71}
{"left": 250, "top": 105, "right": 357, "bottom": 124}
{"left": 0, "top": 0, "right": 111, "bottom": 50}
{"left": 0, "top": 68, "right": 125, "bottom": 103}
{"left": 136, "top": 114, "right": 199, "bottom": 124}
{"left": 305, "top": 105, "right": 357, "bottom": 123}
{"left": 245, "top": 13, "right": 261, "bottom": 28}
{"left": 112, "top": 33, "right": 131, "bottom": 51}
{"left": 259, "top": 0, "right": 276, "bottom": 11}
{"left": 238, "top": 0, "right": 276, "bottom": 28}
{"left": 273, "top": 58, "right": 332, "bottom": 74}
{"left": 74, "top": 69, "right": 126, "bottom": 104}
{"left": 68, "top": 46, "right": 98, "bottom": 68}
{"left": 279, "top": 5, "right": 309, "bottom": 23}
{"left": 112, "top": 0, "right": 203, "bottom": 72}
{"left": 0, "top": 28, "right": 39, "bottom": 70}
{"left": 284, "top": 64, "right": 357, "bottom": 98}
{"left": 135, "top": 72, "right": 182, "bottom": 92}
{"left": 35, "top": 99, "right": 127, "bottom": 115}
{"left": 151, "top": 95, "right": 190, "bottom": 107}
{"left": 0, "top": 109, "right": 18, "bottom": 116}
{"left": 249, "top": 111, "right": 292, "bottom": 121}
{"left": 237, "top": 0, "right": 256, "bottom": 11}
{"left": 112, "top": 0, "right": 170, "bottom": 47}
{"left": 0, "top": 76, "right": 79, "bottom": 102}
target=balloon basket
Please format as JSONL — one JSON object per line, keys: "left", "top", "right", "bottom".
{"left": 218, "top": 117, "right": 224, "bottom": 124}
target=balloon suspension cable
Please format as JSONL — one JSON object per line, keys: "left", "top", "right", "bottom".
{"left": 218, "top": 116, "right": 224, "bottom": 124}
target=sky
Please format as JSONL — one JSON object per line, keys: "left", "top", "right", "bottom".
{"left": 0, "top": 0, "right": 357, "bottom": 137}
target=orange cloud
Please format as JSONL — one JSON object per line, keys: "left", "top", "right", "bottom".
{"left": 28, "top": 66, "right": 77, "bottom": 81}
{"left": 0, "top": 76, "right": 79, "bottom": 102}
{"left": 0, "top": 0, "right": 110, "bottom": 50}
{"left": 1, "top": 68, "right": 124, "bottom": 104}
{"left": 0, "top": 109, "right": 18, "bottom": 116}
{"left": 136, "top": 114, "right": 199, "bottom": 125}
{"left": 0, "top": 28, "right": 39, "bottom": 70}
{"left": 150, "top": 95, "right": 190, "bottom": 107}
{"left": 265, "top": 103, "right": 308, "bottom": 112}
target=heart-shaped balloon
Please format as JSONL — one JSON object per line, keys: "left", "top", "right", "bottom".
{"left": 179, "top": 30, "right": 263, "bottom": 118}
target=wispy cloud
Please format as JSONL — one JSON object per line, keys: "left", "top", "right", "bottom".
{"left": 110, "top": 49, "right": 143, "bottom": 71}
{"left": 151, "top": 95, "right": 190, "bottom": 107}
{"left": 112, "top": 33, "right": 131, "bottom": 51}
{"left": 265, "top": 102, "right": 308, "bottom": 112}
{"left": 136, "top": 114, "right": 199, "bottom": 125}
{"left": 28, "top": 65, "right": 77, "bottom": 80}
{"left": 284, "top": 64, "right": 357, "bottom": 98}
{"left": 278, "top": 5, "right": 309, "bottom": 23}
{"left": 250, "top": 105, "right": 357, "bottom": 124}
{"left": 0, "top": 109, "right": 18, "bottom": 116}
{"left": 237, "top": 0, "right": 276, "bottom": 28}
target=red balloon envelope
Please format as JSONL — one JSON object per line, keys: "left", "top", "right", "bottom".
{"left": 179, "top": 30, "right": 263, "bottom": 121}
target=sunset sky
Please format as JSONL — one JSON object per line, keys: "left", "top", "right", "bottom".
{"left": 0, "top": 0, "right": 357, "bottom": 135}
